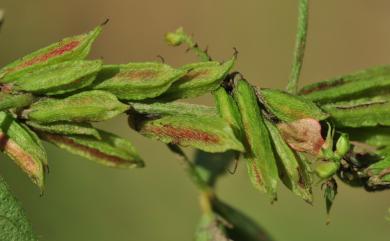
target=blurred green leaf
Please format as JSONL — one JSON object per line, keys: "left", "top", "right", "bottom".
{"left": 0, "top": 175, "right": 37, "bottom": 241}
{"left": 0, "top": 93, "right": 33, "bottom": 111}
{"left": 195, "top": 213, "right": 230, "bottom": 241}
{"left": 323, "top": 178, "right": 337, "bottom": 217}
{"left": 212, "top": 199, "right": 273, "bottom": 241}
{"left": 27, "top": 121, "right": 101, "bottom": 139}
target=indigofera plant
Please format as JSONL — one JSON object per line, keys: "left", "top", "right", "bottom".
{"left": 1, "top": 0, "right": 390, "bottom": 239}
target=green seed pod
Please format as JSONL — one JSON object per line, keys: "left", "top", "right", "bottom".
{"left": 24, "top": 90, "right": 128, "bottom": 123}
{"left": 195, "top": 213, "right": 228, "bottom": 241}
{"left": 134, "top": 114, "right": 244, "bottom": 153}
{"left": 0, "top": 112, "right": 46, "bottom": 191}
{"left": 160, "top": 58, "right": 235, "bottom": 100}
{"left": 233, "top": 79, "right": 278, "bottom": 200}
{"left": 315, "top": 161, "right": 340, "bottom": 179}
{"left": 92, "top": 63, "right": 186, "bottom": 100}
{"left": 164, "top": 27, "right": 187, "bottom": 46}
{"left": 299, "top": 65, "right": 390, "bottom": 104}
{"left": 321, "top": 96, "right": 390, "bottom": 127}
{"left": 26, "top": 121, "right": 101, "bottom": 139}
{"left": 130, "top": 101, "right": 216, "bottom": 117}
{"left": 0, "top": 92, "right": 33, "bottom": 111}
{"left": 213, "top": 87, "right": 243, "bottom": 141}
{"left": 260, "top": 88, "right": 329, "bottom": 122}
{"left": 265, "top": 119, "right": 312, "bottom": 203}
{"left": 12, "top": 60, "right": 102, "bottom": 95}
{"left": 365, "top": 156, "right": 390, "bottom": 187}
{"left": 0, "top": 25, "right": 102, "bottom": 83}
{"left": 335, "top": 133, "right": 350, "bottom": 159}
{"left": 39, "top": 130, "right": 144, "bottom": 169}
{"left": 365, "top": 156, "right": 390, "bottom": 177}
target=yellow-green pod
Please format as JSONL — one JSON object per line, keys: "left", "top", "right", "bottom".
{"left": 265, "top": 119, "right": 312, "bottom": 203}
{"left": 24, "top": 90, "right": 128, "bottom": 123}
{"left": 160, "top": 58, "right": 235, "bottom": 100}
{"left": 92, "top": 63, "right": 186, "bottom": 100}
{"left": 0, "top": 112, "right": 46, "bottom": 191}
{"left": 233, "top": 79, "right": 278, "bottom": 201}
{"left": 260, "top": 88, "right": 328, "bottom": 122}
{"left": 0, "top": 25, "right": 102, "bottom": 83}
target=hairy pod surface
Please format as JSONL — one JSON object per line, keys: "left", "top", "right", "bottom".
{"left": 260, "top": 88, "right": 328, "bottom": 122}
{"left": 12, "top": 60, "right": 102, "bottom": 95}
{"left": 299, "top": 65, "right": 390, "bottom": 103}
{"left": 135, "top": 114, "right": 244, "bottom": 153}
{"left": 213, "top": 87, "right": 243, "bottom": 141}
{"left": 26, "top": 121, "right": 101, "bottom": 139}
{"left": 25, "top": 90, "right": 128, "bottom": 123}
{"left": 39, "top": 130, "right": 144, "bottom": 168}
{"left": 0, "top": 92, "right": 33, "bottom": 111}
{"left": 0, "top": 26, "right": 102, "bottom": 83}
{"left": 233, "top": 79, "right": 278, "bottom": 200}
{"left": 160, "top": 58, "right": 235, "bottom": 100}
{"left": 130, "top": 102, "right": 216, "bottom": 117}
{"left": 265, "top": 120, "right": 312, "bottom": 203}
{"left": 322, "top": 96, "right": 390, "bottom": 127}
{"left": 0, "top": 112, "right": 46, "bottom": 191}
{"left": 92, "top": 63, "right": 186, "bottom": 100}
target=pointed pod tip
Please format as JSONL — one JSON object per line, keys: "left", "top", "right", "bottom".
{"left": 101, "top": 18, "right": 110, "bottom": 26}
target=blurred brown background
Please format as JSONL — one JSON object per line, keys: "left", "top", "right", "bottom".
{"left": 0, "top": 0, "right": 389, "bottom": 240}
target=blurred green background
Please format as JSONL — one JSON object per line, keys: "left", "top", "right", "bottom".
{"left": 0, "top": 0, "right": 389, "bottom": 240}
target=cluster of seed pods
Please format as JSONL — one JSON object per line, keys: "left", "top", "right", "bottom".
{"left": 0, "top": 24, "right": 389, "bottom": 210}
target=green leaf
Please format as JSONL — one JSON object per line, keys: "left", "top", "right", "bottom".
{"left": 134, "top": 114, "right": 244, "bottom": 153}
{"left": 0, "top": 25, "right": 102, "bottom": 83}
{"left": 260, "top": 88, "right": 328, "bottom": 122}
{"left": 0, "top": 175, "right": 37, "bottom": 241}
{"left": 0, "top": 112, "right": 46, "bottom": 191}
{"left": 160, "top": 58, "right": 235, "bottom": 100}
{"left": 321, "top": 96, "right": 390, "bottom": 127}
{"left": 233, "top": 79, "right": 278, "bottom": 201}
{"left": 13, "top": 60, "right": 102, "bottom": 95}
{"left": 39, "top": 129, "right": 144, "bottom": 169}
{"left": 265, "top": 120, "right": 312, "bottom": 203}
{"left": 299, "top": 65, "right": 390, "bottom": 104}
{"left": 129, "top": 101, "right": 216, "bottom": 117}
{"left": 24, "top": 90, "right": 128, "bottom": 123}
{"left": 26, "top": 121, "right": 101, "bottom": 139}
{"left": 343, "top": 127, "right": 390, "bottom": 148}
{"left": 0, "top": 92, "right": 33, "bottom": 111}
{"left": 212, "top": 199, "right": 274, "bottom": 241}
{"left": 92, "top": 63, "right": 186, "bottom": 100}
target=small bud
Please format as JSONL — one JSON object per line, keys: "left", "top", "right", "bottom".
{"left": 164, "top": 27, "right": 186, "bottom": 46}
{"left": 335, "top": 133, "right": 350, "bottom": 158}
{"left": 315, "top": 161, "right": 340, "bottom": 179}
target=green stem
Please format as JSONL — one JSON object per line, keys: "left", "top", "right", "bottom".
{"left": 286, "top": 0, "right": 309, "bottom": 94}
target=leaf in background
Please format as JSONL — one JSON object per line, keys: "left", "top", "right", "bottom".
{"left": 24, "top": 90, "right": 128, "bottom": 123}
{"left": 0, "top": 175, "right": 37, "bottom": 241}
{"left": 233, "top": 79, "right": 278, "bottom": 201}
{"left": 260, "top": 88, "right": 328, "bottom": 122}
{"left": 0, "top": 25, "right": 102, "bottom": 83}
{"left": 195, "top": 213, "right": 230, "bottom": 241}
{"left": 321, "top": 96, "right": 390, "bottom": 127}
{"left": 212, "top": 199, "right": 274, "bottom": 241}
{"left": 0, "top": 9, "right": 4, "bottom": 31}
{"left": 193, "top": 150, "right": 236, "bottom": 187}
{"left": 277, "top": 118, "right": 324, "bottom": 155}
{"left": 130, "top": 101, "right": 216, "bottom": 117}
{"left": 135, "top": 114, "right": 244, "bottom": 153}
{"left": 0, "top": 92, "right": 33, "bottom": 111}
{"left": 299, "top": 65, "right": 390, "bottom": 104}
{"left": 265, "top": 120, "right": 312, "bottom": 203}
{"left": 92, "top": 62, "right": 186, "bottom": 100}
{"left": 343, "top": 127, "right": 390, "bottom": 148}
{"left": 26, "top": 121, "right": 101, "bottom": 139}
{"left": 0, "top": 112, "right": 46, "bottom": 191}
{"left": 39, "top": 129, "right": 144, "bottom": 169}
{"left": 160, "top": 58, "right": 235, "bottom": 100}
{"left": 322, "top": 178, "right": 338, "bottom": 222}
{"left": 13, "top": 60, "right": 102, "bottom": 95}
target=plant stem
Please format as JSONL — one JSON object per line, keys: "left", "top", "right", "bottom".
{"left": 286, "top": 0, "right": 309, "bottom": 94}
